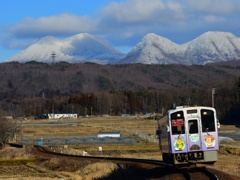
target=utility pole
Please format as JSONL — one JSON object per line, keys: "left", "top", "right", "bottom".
{"left": 212, "top": 87, "right": 215, "bottom": 107}
{"left": 21, "top": 119, "right": 23, "bottom": 143}
{"left": 146, "top": 117, "right": 148, "bottom": 143}
{"left": 153, "top": 112, "right": 156, "bottom": 133}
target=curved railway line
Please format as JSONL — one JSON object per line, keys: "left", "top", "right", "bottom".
{"left": 33, "top": 145, "right": 223, "bottom": 180}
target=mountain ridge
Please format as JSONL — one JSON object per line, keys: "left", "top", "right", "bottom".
{"left": 119, "top": 31, "right": 240, "bottom": 64}
{"left": 5, "top": 31, "right": 240, "bottom": 65}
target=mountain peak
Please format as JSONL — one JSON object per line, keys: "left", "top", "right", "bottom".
{"left": 5, "top": 33, "right": 125, "bottom": 64}
{"left": 191, "top": 31, "right": 236, "bottom": 43}
{"left": 202, "top": 31, "right": 235, "bottom": 37}
{"left": 65, "top": 33, "right": 95, "bottom": 41}
{"left": 118, "top": 32, "right": 185, "bottom": 64}
{"left": 142, "top": 33, "right": 175, "bottom": 44}
{"left": 143, "top": 33, "right": 159, "bottom": 39}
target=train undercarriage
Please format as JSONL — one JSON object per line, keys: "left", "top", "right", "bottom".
{"left": 162, "top": 150, "right": 218, "bottom": 165}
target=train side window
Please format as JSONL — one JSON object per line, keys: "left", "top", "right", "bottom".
{"left": 201, "top": 109, "right": 216, "bottom": 132}
{"left": 189, "top": 119, "right": 198, "bottom": 134}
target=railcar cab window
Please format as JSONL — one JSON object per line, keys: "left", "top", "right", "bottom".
{"left": 201, "top": 109, "right": 215, "bottom": 132}
{"left": 189, "top": 119, "right": 198, "bottom": 134}
{"left": 170, "top": 111, "right": 185, "bottom": 135}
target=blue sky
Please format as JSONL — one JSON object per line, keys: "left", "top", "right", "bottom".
{"left": 1, "top": 0, "right": 240, "bottom": 62}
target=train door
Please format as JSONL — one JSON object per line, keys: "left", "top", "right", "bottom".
{"left": 187, "top": 119, "right": 202, "bottom": 151}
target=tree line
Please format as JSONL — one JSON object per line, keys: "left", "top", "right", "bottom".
{"left": 3, "top": 77, "right": 240, "bottom": 125}
{"left": 0, "top": 61, "right": 240, "bottom": 125}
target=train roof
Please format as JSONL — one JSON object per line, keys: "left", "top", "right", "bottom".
{"left": 168, "top": 105, "right": 215, "bottom": 113}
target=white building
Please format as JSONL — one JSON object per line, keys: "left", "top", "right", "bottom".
{"left": 47, "top": 113, "right": 78, "bottom": 119}
{"left": 97, "top": 132, "right": 120, "bottom": 138}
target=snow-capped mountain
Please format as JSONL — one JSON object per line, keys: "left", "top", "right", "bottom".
{"left": 5, "top": 31, "right": 240, "bottom": 65}
{"left": 5, "top": 33, "right": 125, "bottom": 64}
{"left": 119, "top": 31, "right": 240, "bottom": 65}
{"left": 116, "top": 33, "right": 187, "bottom": 64}
{"left": 184, "top": 32, "right": 240, "bottom": 64}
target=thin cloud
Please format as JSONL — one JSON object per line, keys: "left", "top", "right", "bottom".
{"left": 204, "top": 15, "right": 225, "bottom": 23}
{"left": 2, "top": 0, "right": 240, "bottom": 51}
{"left": 101, "top": 0, "right": 165, "bottom": 23}
{"left": 1, "top": 33, "right": 36, "bottom": 49}
{"left": 100, "top": 0, "right": 186, "bottom": 24}
{"left": 8, "top": 14, "right": 97, "bottom": 38}
{"left": 186, "top": 0, "right": 240, "bottom": 14}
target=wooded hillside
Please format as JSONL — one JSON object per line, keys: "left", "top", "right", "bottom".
{"left": 1, "top": 60, "right": 240, "bottom": 124}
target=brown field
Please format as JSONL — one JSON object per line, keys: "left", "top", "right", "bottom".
{"left": 0, "top": 116, "right": 240, "bottom": 179}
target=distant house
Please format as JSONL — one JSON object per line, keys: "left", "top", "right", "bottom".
{"left": 98, "top": 132, "right": 120, "bottom": 138}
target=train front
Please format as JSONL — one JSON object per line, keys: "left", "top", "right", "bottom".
{"left": 159, "top": 106, "right": 219, "bottom": 165}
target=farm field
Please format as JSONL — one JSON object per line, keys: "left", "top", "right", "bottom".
{"left": 0, "top": 116, "right": 240, "bottom": 179}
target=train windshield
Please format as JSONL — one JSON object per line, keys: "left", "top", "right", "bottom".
{"left": 189, "top": 119, "right": 198, "bottom": 134}
{"left": 170, "top": 111, "right": 185, "bottom": 135}
{"left": 201, "top": 109, "right": 215, "bottom": 132}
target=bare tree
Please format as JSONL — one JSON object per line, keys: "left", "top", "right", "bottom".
{"left": 0, "top": 118, "right": 19, "bottom": 149}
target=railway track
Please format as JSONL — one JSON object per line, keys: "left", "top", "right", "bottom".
{"left": 179, "top": 167, "right": 219, "bottom": 180}
{"left": 33, "top": 145, "right": 221, "bottom": 179}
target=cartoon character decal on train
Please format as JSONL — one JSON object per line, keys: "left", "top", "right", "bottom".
{"left": 204, "top": 135, "right": 216, "bottom": 148}
{"left": 174, "top": 137, "right": 186, "bottom": 151}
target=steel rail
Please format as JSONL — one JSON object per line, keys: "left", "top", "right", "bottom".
{"left": 34, "top": 145, "right": 203, "bottom": 180}
{"left": 198, "top": 167, "right": 219, "bottom": 180}
{"left": 180, "top": 167, "right": 219, "bottom": 180}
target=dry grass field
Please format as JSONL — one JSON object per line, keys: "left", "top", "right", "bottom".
{"left": 0, "top": 116, "right": 240, "bottom": 179}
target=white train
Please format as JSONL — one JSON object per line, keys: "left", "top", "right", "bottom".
{"left": 157, "top": 106, "right": 220, "bottom": 165}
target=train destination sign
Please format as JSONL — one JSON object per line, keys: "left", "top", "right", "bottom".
{"left": 171, "top": 119, "right": 184, "bottom": 127}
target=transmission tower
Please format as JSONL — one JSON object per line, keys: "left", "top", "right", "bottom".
{"left": 51, "top": 52, "right": 56, "bottom": 64}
